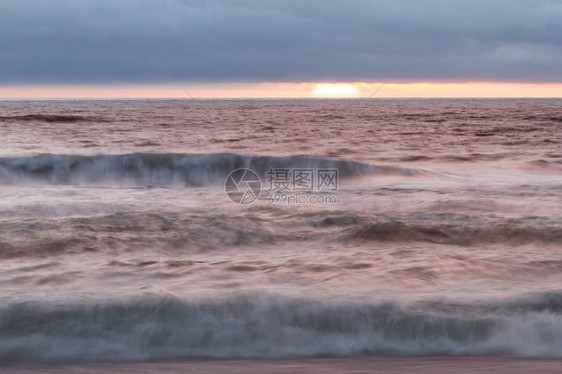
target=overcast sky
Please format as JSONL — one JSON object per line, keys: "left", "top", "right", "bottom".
{"left": 1, "top": 0, "right": 561, "bottom": 84}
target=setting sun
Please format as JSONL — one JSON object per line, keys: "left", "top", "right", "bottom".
{"left": 312, "top": 83, "right": 360, "bottom": 97}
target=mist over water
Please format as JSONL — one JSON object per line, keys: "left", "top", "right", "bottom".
{"left": 0, "top": 99, "right": 561, "bottom": 364}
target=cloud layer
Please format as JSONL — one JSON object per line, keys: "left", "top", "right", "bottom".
{"left": 1, "top": 0, "right": 561, "bottom": 84}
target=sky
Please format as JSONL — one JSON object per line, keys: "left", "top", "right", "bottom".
{"left": 1, "top": 0, "right": 561, "bottom": 98}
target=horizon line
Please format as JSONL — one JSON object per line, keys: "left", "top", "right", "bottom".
{"left": 1, "top": 81, "right": 561, "bottom": 99}
{"left": 2, "top": 97, "right": 561, "bottom": 101}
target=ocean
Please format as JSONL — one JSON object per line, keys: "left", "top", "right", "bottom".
{"left": 0, "top": 99, "right": 561, "bottom": 366}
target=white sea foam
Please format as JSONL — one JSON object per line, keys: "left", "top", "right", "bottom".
{"left": 0, "top": 293, "right": 561, "bottom": 364}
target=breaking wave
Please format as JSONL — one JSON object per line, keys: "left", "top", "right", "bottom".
{"left": 0, "top": 292, "right": 561, "bottom": 365}
{"left": 0, "top": 153, "right": 416, "bottom": 187}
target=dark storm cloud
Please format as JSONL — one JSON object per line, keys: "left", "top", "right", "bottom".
{"left": 1, "top": 0, "right": 561, "bottom": 84}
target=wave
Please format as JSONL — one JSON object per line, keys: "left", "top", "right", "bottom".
{"left": 0, "top": 211, "right": 288, "bottom": 259}
{"left": 0, "top": 153, "right": 416, "bottom": 187}
{"left": 345, "top": 221, "right": 562, "bottom": 245}
{"left": 1, "top": 212, "right": 559, "bottom": 260}
{"left": 0, "top": 114, "right": 103, "bottom": 123}
{"left": 0, "top": 292, "right": 561, "bottom": 365}
{"left": 398, "top": 154, "right": 507, "bottom": 162}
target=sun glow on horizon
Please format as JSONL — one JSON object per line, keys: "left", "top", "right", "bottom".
{"left": 312, "top": 83, "right": 360, "bottom": 97}
{"left": 1, "top": 82, "right": 561, "bottom": 99}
